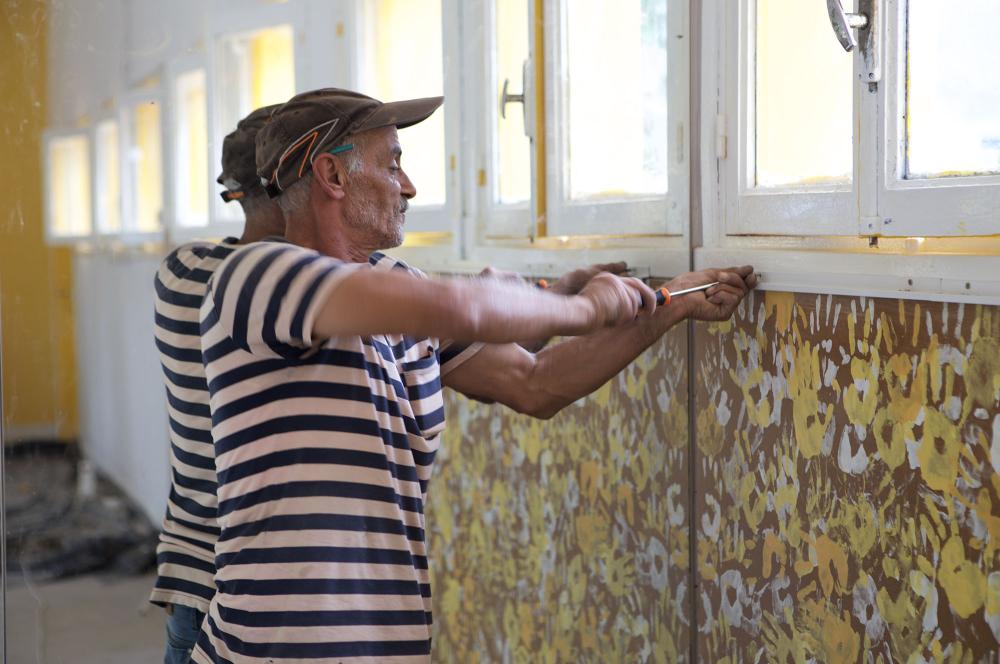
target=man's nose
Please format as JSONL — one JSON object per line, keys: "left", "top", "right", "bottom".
{"left": 399, "top": 169, "right": 416, "bottom": 199}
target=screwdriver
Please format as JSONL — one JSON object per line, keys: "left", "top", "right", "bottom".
{"left": 536, "top": 279, "right": 719, "bottom": 307}
{"left": 652, "top": 281, "right": 719, "bottom": 307}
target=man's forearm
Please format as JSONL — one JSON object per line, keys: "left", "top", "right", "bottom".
{"left": 525, "top": 298, "right": 693, "bottom": 418}
{"left": 314, "top": 269, "right": 600, "bottom": 343}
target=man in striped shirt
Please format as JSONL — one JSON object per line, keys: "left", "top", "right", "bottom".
{"left": 151, "top": 105, "right": 285, "bottom": 664}
{"left": 193, "top": 88, "right": 755, "bottom": 663}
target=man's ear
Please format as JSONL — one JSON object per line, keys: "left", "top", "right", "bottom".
{"left": 312, "top": 153, "right": 347, "bottom": 201}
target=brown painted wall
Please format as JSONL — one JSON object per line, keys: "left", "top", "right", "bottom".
{"left": 695, "top": 292, "right": 1000, "bottom": 662}
{"left": 429, "top": 327, "right": 691, "bottom": 662}
{"left": 428, "top": 291, "right": 1000, "bottom": 662}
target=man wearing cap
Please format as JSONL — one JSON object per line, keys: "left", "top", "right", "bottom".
{"left": 192, "top": 88, "right": 754, "bottom": 663}
{"left": 150, "top": 105, "right": 285, "bottom": 664}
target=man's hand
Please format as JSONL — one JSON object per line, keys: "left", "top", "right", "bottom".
{"left": 478, "top": 266, "right": 522, "bottom": 282}
{"left": 665, "top": 265, "right": 757, "bottom": 322}
{"left": 579, "top": 272, "right": 657, "bottom": 327}
{"left": 547, "top": 261, "right": 630, "bottom": 295}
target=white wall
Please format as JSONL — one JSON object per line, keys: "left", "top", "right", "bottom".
{"left": 74, "top": 251, "right": 169, "bottom": 524}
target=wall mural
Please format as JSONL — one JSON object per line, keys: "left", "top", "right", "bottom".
{"left": 696, "top": 292, "right": 1000, "bottom": 662}
{"left": 427, "top": 292, "right": 999, "bottom": 662}
{"left": 428, "top": 327, "right": 691, "bottom": 663}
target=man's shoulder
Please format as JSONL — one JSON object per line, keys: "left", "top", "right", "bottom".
{"left": 157, "top": 239, "right": 240, "bottom": 286}
{"left": 368, "top": 251, "right": 424, "bottom": 278}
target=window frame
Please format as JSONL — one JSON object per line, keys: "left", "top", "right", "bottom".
{"left": 699, "top": 0, "right": 1000, "bottom": 303}
{"left": 90, "top": 113, "right": 123, "bottom": 239}
{"left": 42, "top": 127, "right": 94, "bottom": 246}
{"left": 206, "top": 2, "right": 307, "bottom": 232}
{"left": 164, "top": 52, "right": 213, "bottom": 243}
{"left": 118, "top": 86, "right": 167, "bottom": 244}
{"left": 719, "top": 0, "right": 858, "bottom": 237}
{"left": 543, "top": 0, "right": 690, "bottom": 239}
{"left": 464, "top": 0, "right": 535, "bottom": 241}
{"left": 351, "top": 0, "right": 457, "bottom": 236}
{"left": 876, "top": 0, "right": 1000, "bottom": 238}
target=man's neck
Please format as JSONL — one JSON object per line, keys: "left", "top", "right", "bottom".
{"left": 285, "top": 209, "right": 374, "bottom": 263}
{"left": 239, "top": 210, "right": 286, "bottom": 245}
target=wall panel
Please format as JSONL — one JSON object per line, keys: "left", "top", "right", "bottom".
{"left": 694, "top": 291, "right": 1000, "bottom": 662}
{"left": 430, "top": 327, "right": 692, "bottom": 663}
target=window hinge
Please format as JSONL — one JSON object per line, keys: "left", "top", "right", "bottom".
{"left": 715, "top": 113, "right": 727, "bottom": 160}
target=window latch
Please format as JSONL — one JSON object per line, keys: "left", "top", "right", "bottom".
{"left": 826, "top": 0, "right": 881, "bottom": 83}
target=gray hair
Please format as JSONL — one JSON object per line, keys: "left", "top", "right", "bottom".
{"left": 275, "top": 173, "right": 313, "bottom": 218}
{"left": 274, "top": 138, "right": 368, "bottom": 218}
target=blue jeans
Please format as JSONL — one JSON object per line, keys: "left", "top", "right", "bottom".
{"left": 164, "top": 604, "right": 205, "bottom": 664}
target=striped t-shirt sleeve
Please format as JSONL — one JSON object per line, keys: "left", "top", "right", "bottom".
{"left": 376, "top": 257, "right": 485, "bottom": 375}
{"left": 204, "top": 242, "right": 363, "bottom": 358}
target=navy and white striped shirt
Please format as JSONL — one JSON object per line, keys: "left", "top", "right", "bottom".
{"left": 150, "top": 238, "right": 239, "bottom": 612}
{"left": 192, "top": 241, "right": 480, "bottom": 664}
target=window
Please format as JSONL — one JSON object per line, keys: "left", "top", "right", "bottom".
{"left": 121, "top": 94, "right": 165, "bottom": 236}
{"left": 466, "top": 0, "right": 689, "bottom": 242}
{"left": 44, "top": 131, "right": 93, "bottom": 243}
{"left": 879, "top": 0, "right": 1000, "bottom": 237}
{"left": 546, "top": 0, "right": 686, "bottom": 236}
{"left": 170, "top": 65, "right": 209, "bottom": 229}
{"left": 93, "top": 119, "right": 121, "bottom": 235}
{"left": 713, "top": 0, "right": 1000, "bottom": 239}
{"left": 212, "top": 23, "right": 297, "bottom": 225}
{"left": 359, "top": 0, "right": 449, "bottom": 232}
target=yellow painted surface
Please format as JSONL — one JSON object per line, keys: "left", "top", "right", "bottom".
{"left": 0, "top": 1, "right": 78, "bottom": 441}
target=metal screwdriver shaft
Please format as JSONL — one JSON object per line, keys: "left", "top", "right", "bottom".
{"left": 652, "top": 281, "right": 719, "bottom": 307}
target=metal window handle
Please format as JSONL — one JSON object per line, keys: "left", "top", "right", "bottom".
{"left": 826, "top": 0, "right": 868, "bottom": 51}
{"left": 500, "top": 78, "right": 524, "bottom": 120}
{"left": 826, "top": 0, "right": 882, "bottom": 83}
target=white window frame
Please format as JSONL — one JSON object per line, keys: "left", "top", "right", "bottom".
{"left": 699, "top": 0, "right": 1000, "bottom": 303}
{"left": 349, "top": 0, "right": 457, "bottom": 236}
{"left": 206, "top": 2, "right": 307, "bottom": 231}
{"left": 42, "top": 128, "right": 94, "bottom": 246}
{"left": 876, "top": 0, "right": 1000, "bottom": 238}
{"left": 119, "top": 86, "right": 167, "bottom": 244}
{"left": 544, "top": 0, "right": 689, "bottom": 238}
{"left": 718, "top": 0, "right": 857, "bottom": 236}
{"left": 165, "top": 52, "right": 213, "bottom": 243}
{"left": 91, "top": 113, "right": 123, "bottom": 238}
{"left": 463, "top": 0, "right": 535, "bottom": 240}
{"left": 452, "top": 0, "right": 691, "bottom": 282}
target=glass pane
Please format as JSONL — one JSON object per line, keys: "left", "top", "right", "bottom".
{"left": 48, "top": 135, "right": 92, "bottom": 236}
{"left": 566, "top": 0, "right": 668, "bottom": 200}
{"left": 131, "top": 102, "right": 163, "bottom": 233}
{"left": 366, "top": 0, "right": 446, "bottom": 207}
{"left": 95, "top": 121, "right": 121, "bottom": 234}
{"left": 906, "top": 0, "right": 1000, "bottom": 179}
{"left": 495, "top": 0, "right": 530, "bottom": 205}
{"left": 755, "top": 0, "right": 852, "bottom": 187}
{"left": 175, "top": 69, "right": 208, "bottom": 226}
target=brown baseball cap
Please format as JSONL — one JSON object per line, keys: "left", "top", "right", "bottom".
{"left": 255, "top": 88, "right": 443, "bottom": 198}
{"left": 217, "top": 104, "right": 280, "bottom": 202}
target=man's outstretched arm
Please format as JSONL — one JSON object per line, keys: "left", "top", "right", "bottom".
{"left": 312, "top": 267, "right": 658, "bottom": 345}
{"left": 441, "top": 266, "right": 757, "bottom": 419}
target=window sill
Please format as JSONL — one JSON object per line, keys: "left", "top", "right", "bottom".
{"left": 695, "top": 240, "right": 1000, "bottom": 305}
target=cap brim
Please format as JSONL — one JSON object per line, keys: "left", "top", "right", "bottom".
{"left": 355, "top": 96, "right": 444, "bottom": 133}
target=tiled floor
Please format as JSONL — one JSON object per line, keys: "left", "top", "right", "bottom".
{"left": 6, "top": 572, "right": 165, "bottom": 663}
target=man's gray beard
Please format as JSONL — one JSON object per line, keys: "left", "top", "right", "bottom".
{"left": 346, "top": 200, "right": 404, "bottom": 250}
